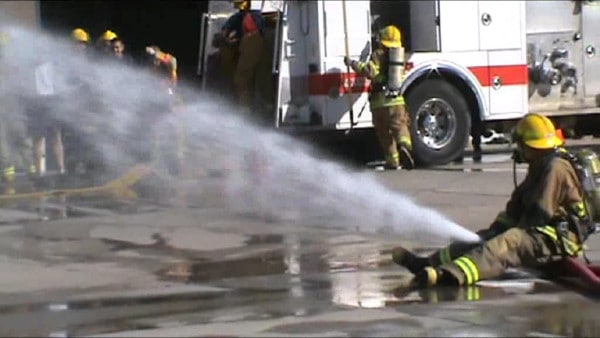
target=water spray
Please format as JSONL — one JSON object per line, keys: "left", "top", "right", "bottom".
{"left": 0, "top": 21, "right": 480, "bottom": 245}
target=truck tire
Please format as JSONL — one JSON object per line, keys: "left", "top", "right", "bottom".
{"left": 405, "top": 79, "right": 471, "bottom": 166}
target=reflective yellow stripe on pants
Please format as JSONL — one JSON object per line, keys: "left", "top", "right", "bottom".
{"left": 453, "top": 256, "right": 480, "bottom": 285}
{"left": 386, "top": 152, "right": 399, "bottom": 166}
{"left": 465, "top": 286, "right": 481, "bottom": 301}
{"left": 535, "top": 225, "right": 580, "bottom": 256}
{"left": 398, "top": 136, "right": 412, "bottom": 149}
{"left": 2, "top": 166, "right": 15, "bottom": 182}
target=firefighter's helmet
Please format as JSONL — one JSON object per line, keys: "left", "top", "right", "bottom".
{"left": 100, "top": 30, "right": 118, "bottom": 42}
{"left": 379, "top": 25, "right": 402, "bottom": 49}
{"left": 513, "top": 113, "right": 563, "bottom": 149}
{"left": 233, "top": 0, "right": 250, "bottom": 10}
{"left": 71, "top": 28, "right": 90, "bottom": 43}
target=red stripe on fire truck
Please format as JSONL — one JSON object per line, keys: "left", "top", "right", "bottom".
{"left": 308, "top": 72, "right": 369, "bottom": 96}
{"left": 468, "top": 65, "right": 528, "bottom": 87}
{"left": 306, "top": 64, "right": 528, "bottom": 96}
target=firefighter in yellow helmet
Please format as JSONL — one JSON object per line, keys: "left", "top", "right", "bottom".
{"left": 344, "top": 25, "right": 415, "bottom": 170}
{"left": 71, "top": 27, "right": 90, "bottom": 51}
{"left": 96, "top": 29, "right": 118, "bottom": 56}
{"left": 221, "top": 0, "right": 270, "bottom": 115}
{"left": 392, "top": 113, "right": 593, "bottom": 288}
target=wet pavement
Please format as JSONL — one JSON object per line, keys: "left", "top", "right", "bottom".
{"left": 1, "top": 139, "right": 600, "bottom": 337}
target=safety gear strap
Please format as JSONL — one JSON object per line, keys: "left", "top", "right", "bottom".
{"left": 536, "top": 225, "right": 580, "bottom": 257}
{"left": 453, "top": 256, "right": 480, "bottom": 285}
{"left": 494, "top": 211, "right": 515, "bottom": 230}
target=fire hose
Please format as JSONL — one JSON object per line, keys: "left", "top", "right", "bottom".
{"left": 550, "top": 257, "right": 600, "bottom": 296}
{"left": 0, "top": 164, "right": 153, "bottom": 205}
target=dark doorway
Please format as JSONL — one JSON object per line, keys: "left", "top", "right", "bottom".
{"left": 39, "top": 0, "right": 209, "bottom": 86}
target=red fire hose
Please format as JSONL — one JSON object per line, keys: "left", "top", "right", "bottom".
{"left": 553, "top": 257, "right": 600, "bottom": 295}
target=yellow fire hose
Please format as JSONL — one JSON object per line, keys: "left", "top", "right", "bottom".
{"left": 0, "top": 164, "right": 154, "bottom": 204}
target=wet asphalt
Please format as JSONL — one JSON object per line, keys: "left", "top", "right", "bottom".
{"left": 1, "top": 138, "right": 600, "bottom": 337}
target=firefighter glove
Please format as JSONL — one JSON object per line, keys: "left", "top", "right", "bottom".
{"left": 343, "top": 56, "right": 352, "bottom": 67}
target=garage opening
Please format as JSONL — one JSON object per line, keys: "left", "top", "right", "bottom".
{"left": 39, "top": 0, "right": 208, "bottom": 87}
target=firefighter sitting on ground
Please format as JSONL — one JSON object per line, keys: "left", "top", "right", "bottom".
{"left": 393, "top": 113, "right": 596, "bottom": 288}
{"left": 344, "top": 25, "right": 415, "bottom": 170}
{"left": 221, "top": 0, "right": 270, "bottom": 115}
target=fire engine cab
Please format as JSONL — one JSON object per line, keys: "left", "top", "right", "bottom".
{"left": 198, "top": 0, "right": 600, "bottom": 166}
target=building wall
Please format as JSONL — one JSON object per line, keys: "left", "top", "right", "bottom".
{"left": 0, "top": 0, "right": 39, "bottom": 29}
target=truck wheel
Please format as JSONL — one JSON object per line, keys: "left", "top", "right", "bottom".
{"left": 405, "top": 79, "right": 471, "bottom": 166}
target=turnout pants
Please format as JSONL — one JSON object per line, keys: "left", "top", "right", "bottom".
{"left": 372, "top": 104, "right": 411, "bottom": 166}
{"left": 234, "top": 32, "right": 265, "bottom": 112}
{"left": 427, "top": 227, "right": 576, "bottom": 285}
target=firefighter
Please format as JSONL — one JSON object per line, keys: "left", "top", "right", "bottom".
{"left": 344, "top": 25, "right": 415, "bottom": 170}
{"left": 146, "top": 45, "right": 177, "bottom": 90}
{"left": 110, "top": 38, "right": 134, "bottom": 65}
{"left": 392, "top": 113, "right": 592, "bottom": 288}
{"left": 96, "top": 29, "right": 118, "bottom": 56}
{"left": 144, "top": 45, "right": 185, "bottom": 176}
{"left": 0, "top": 31, "right": 36, "bottom": 194}
{"left": 34, "top": 28, "right": 92, "bottom": 177}
{"left": 221, "top": 0, "right": 269, "bottom": 114}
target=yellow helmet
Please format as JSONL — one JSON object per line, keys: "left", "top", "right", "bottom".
{"left": 514, "top": 113, "right": 563, "bottom": 149}
{"left": 71, "top": 28, "right": 90, "bottom": 43}
{"left": 100, "top": 30, "right": 118, "bottom": 42}
{"left": 379, "top": 25, "right": 402, "bottom": 48}
{"left": 233, "top": 0, "right": 250, "bottom": 10}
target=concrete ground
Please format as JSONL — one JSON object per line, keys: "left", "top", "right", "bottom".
{"left": 1, "top": 139, "right": 600, "bottom": 337}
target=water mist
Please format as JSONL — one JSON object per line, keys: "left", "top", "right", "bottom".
{"left": 0, "top": 21, "right": 480, "bottom": 245}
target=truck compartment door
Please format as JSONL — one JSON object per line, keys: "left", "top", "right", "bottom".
{"left": 274, "top": 0, "right": 313, "bottom": 127}
{"left": 487, "top": 50, "right": 528, "bottom": 116}
{"left": 478, "top": 1, "right": 524, "bottom": 51}
{"left": 582, "top": 0, "right": 600, "bottom": 97}
{"left": 409, "top": 0, "right": 440, "bottom": 52}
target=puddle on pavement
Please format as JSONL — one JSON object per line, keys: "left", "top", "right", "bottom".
{"left": 154, "top": 234, "right": 570, "bottom": 310}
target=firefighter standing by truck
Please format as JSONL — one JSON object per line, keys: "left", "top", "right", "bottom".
{"left": 221, "top": 0, "right": 272, "bottom": 117}
{"left": 392, "top": 113, "right": 599, "bottom": 288}
{"left": 344, "top": 25, "right": 415, "bottom": 170}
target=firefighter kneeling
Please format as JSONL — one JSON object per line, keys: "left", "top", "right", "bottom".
{"left": 344, "top": 25, "right": 415, "bottom": 170}
{"left": 393, "top": 113, "right": 598, "bottom": 288}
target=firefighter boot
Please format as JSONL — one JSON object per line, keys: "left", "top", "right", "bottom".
{"left": 399, "top": 144, "right": 415, "bottom": 170}
{"left": 392, "top": 246, "right": 429, "bottom": 274}
{"left": 411, "top": 266, "right": 460, "bottom": 289}
{"left": 472, "top": 144, "right": 482, "bottom": 163}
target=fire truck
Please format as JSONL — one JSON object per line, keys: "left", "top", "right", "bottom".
{"left": 198, "top": 0, "right": 600, "bottom": 166}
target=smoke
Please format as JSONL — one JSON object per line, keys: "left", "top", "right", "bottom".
{"left": 0, "top": 22, "right": 480, "bottom": 244}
